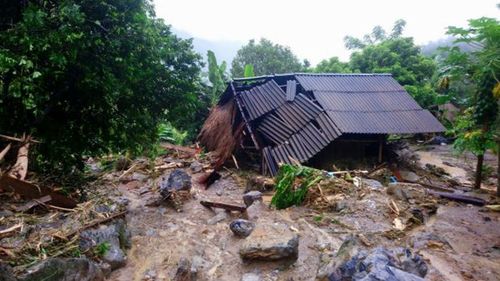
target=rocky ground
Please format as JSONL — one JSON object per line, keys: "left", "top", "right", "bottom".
{"left": 1, "top": 143, "right": 499, "bottom": 281}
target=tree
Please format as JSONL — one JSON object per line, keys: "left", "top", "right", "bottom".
{"left": 0, "top": 0, "right": 204, "bottom": 171}
{"left": 313, "top": 57, "right": 351, "bottom": 73}
{"left": 443, "top": 17, "right": 499, "bottom": 190}
{"left": 231, "top": 38, "right": 304, "bottom": 77}
{"left": 207, "top": 50, "right": 228, "bottom": 106}
{"left": 345, "top": 20, "right": 439, "bottom": 108}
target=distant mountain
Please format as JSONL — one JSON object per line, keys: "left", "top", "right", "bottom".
{"left": 421, "top": 36, "right": 478, "bottom": 57}
{"left": 172, "top": 28, "right": 243, "bottom": 66}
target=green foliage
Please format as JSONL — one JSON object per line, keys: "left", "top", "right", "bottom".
{"left": 231, "top": 38, "right": 305, "bottom": 77}
{"left": 313, "top": 57, "right": 351, "bottom": 73}
{"left": 158, "top": 122, "right": 187, "bottom": 145}
{"left": 346, "top": 22, "right": 438, "bottom": 108}
{"left": 271, "top": 164, "right": 322, "bottom": 210}
{"left": 0, "top": 0, "right": 204, "bottom": 172}
{"left": 449, "top": 108, "right": 495, "bottom": 155}
{"left": 93, "top": 242, "right": 111, "bottom": 258}
{"left": 207, "top": 50, "right": 228, "bottom": 106}
{"left": 243, "top": 64, "right": 255, "bottom": 78}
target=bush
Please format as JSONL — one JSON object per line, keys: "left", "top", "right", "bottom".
{"left": 0, "top": 0, "right": 204, "bottom": 173}
{"left": 271, "top": 164, "right": 322, "bottom": 209}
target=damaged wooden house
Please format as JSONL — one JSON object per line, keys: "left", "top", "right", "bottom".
{"left": 198, "top": 73, "right": 445, "bottom": 175}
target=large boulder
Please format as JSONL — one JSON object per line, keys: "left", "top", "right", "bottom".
{"left": 19, "top": 258, "right": 104, "bottom": 281}
{"left": 79, "top": 219, "right": 131, "bottom": 270}
{"left": 160, "top": 169, "right": 192, "bottom": 198}
{"left": 239, "top": 223, "right": 298, "bottom": 261}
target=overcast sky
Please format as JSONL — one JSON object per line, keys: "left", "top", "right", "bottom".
{"left": 153, "top": 0, "right": 499, "bottom": 65}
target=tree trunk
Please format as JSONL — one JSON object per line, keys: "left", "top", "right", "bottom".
{"left": 475, "top": 153, "right": 484, "bottom": 189}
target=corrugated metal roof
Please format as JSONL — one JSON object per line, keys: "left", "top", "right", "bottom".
{"left": 286, "top": 80, "right": 297, "bottom": 101}
{"left": 238, "top": 80, "right": 286, "bottom": 121}
{"left": 326, "top": 110, "right": 445, "bottom": 134}
{"left": 296, "top": 73, "right": 404, "bottom": 92}
{"left": 314, "top": 91, "right": 421, "bottom": 112}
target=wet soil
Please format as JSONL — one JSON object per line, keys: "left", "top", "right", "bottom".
{"left": 108, "top": 145, "right": 500, "bottom": 281}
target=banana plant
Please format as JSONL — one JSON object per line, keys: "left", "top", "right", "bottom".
{"left": 207, "top": 50, "right": 228, "bottom": 106}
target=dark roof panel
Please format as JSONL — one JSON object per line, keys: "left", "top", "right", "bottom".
{"left": 295, "top": 73, "right": 404, "bottom": 92}
{"left": 286, "top": 80, "right": 297, "bottom": 101}
{"left": 238, "top": 80, "right": 286, "bottom": 120}
{"left": 314, "top": 91, "right": 421, "bottom": 112}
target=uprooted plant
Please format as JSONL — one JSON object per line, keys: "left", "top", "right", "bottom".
{"left": 271, "top": 164, "right": 323, "bottom": 209}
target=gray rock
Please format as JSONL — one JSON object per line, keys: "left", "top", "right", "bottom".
{"left": 160, "top": 169, "right": 192, "bottom": 198}
{"left": 79, "top": 219, "right": 131, "bottom": 270}
{"left": 174, "top": 257, "right": 196, "bottom": 281}
{"left": 132, "top": 172, "right": 148, "bottom": 182}
{"left": 19, "top": 258, "right": 104, "bottom": 281}
{"left": 240, "top": 223, "right": 299, "bottom": 261}
{"left": 0, "top": 210, "right": 14, "bottom": 218}
{"left": 245, "top": 201, "right": 263, "bottom": 220}
{"left": 328, "top": 247, "right": 426, "bottom": 281}
{"left": 0, "top": 263, "right": 16, "bottom": 281}
{"left": 399, "top": 170, "right": 419, "bottom": 182}
{"left": 243, "top": 191, "right": 263, "bottom": 207}
{"left": 363, "top": 179, "right": 383, "bottom": 189}
{"left": 230, "top": 219, "right": 255, "bottom": 237}
{"left": 241, "top": 273, "right": 261, "bottom": 281}
{"left": 207, "top": 212, "right": 228, "bottom": 225}
{"left": 190, "top": 161, "right": 203, "bottom": 173}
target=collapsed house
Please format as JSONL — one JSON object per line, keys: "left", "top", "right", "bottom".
{"left": 198, "top": 73, "right": 445, "bottom": 175}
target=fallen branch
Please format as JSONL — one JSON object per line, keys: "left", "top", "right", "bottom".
{"left": 8, "top": 140, "right": 30, "bottom": 180}
{"left": 64, "top": 210, "right": 127, "bottom": 238}
{"left": 0, "top": 134, "right": 40, "bottom": 143}
{"left": 200, "top": 200, "right": 246, "bottom": 212}
{"left": 15, "top": 195, "right": 52, "bottom": 212}
{"left": 0, "top": 223, "right": 22, "bottom": 238}
{"left": 0, "top": 143, "right": 11, "bottom": 162}
{"left": 428, "top": 191, "right": 486, "bottom": 206}
{"left": 160, "top": 143, "right": 199, "bottom": 156}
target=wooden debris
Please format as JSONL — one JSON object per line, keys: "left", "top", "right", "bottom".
{"left": 0, "top": 143, "right": 11, "bottom": 162}
{"left": 389, "top": 200, "right": 400, "bottom": 216}
{"left": 8, "top": 140, "right": 30, "bottom": 180}
{"left": 358, "top": 233, "right": 372, "bottom": 246}
{"left": 0, "top": 223, "right": 22, "bottom": 238}
{"left": 0, "top": 174, "right": 77, "bottom": 208}
{"left": 200, "top": 200, "right": 246, "bottom": 212}
{"left": 428, "top": 191, "right": 486, "bottom": 206}
{"left": 160, "top": 143, "right": 199, "bottom": 156}
{"left": 64, "top": 210, "right": 127, "bottom": 238}
{"left": 0, "top": 134, "right": 40, "bottom": 143}
{"left": 485, "top": 205, "right": 500, "bottom": 212}
{"left": 15, "top": 195, "right": 52, "bottom": 212}
{"left": 155, "top": 162, "right": 183, "bottom": 171}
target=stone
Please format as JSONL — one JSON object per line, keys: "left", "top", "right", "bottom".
{"left": 328, "top": 247, "right": 426, "bottom": 281}
{"left": 207, "top": 212, "right": 228, "bottom": 225}
{"left": 160, "top": 169, "right": 192, "bottom": 198}
{"left": 0, "top": 263, "right": 16, "bottom": 281}
{"left": 399, "top": 171, "right": 420, "bottom": 182}
{"left": 363, "top": 179, "right": 383, "bottom": 190}
{"left": 174, "top": 257, "right": 196, "bottom": 281}
{"left": 132, "top": 172, "right": 148, "bottom": 182}
{"left": 79, "top": 219, "right": 131, "bottom": 270}
{"left": 239, "top": 223, "right": 299, "bottom": 261}
{"left": 0, "top": 209, "right": 14, "bottom": 218}
{"left": 230, "top": 219, "right": 255, "bottom": 237}
{"left": 245, "top": 176, "right": 274, "bottom": 193}
{"left": 190, "top": 161, "right": 203, "bottom": 173}
{"left": 245, "top": 201, "right": 263, "bottom": 220}
{"left": 242, "top": 191, "right": 263, "bottom": 207}
{"left": 241, "top": 273, "right": 261, "bottom": 281}
{"left": 19, "top": 258, "right": 104, "bottom": 281}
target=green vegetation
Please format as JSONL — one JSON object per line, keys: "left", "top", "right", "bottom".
{"left": 271, "top": 164, "right": 322, "bottom": 209}
{"left": 207, "top": 50, "right": 228, "bottom": 106}
{"left": 231, "top": 38, "right": 306, "bottom": 77}
{"left": 93, "top": 242, "right": 111, "bottom": 258}
{"left": 0, "top": 0, "right": 204, "bottom": 172}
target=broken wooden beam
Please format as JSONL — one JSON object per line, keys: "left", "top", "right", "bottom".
{"left": 160, "top": 143, "right": 199, "bottom": 156}
{"left": 0, "top": 174, "right": 77, "bottom": 208}
{"left": 200, "top": 200, "right": 247, "bottom": 212}
{"left": 15, "top": 195, "right": 52, "bottom": 212}
{"left": 0, "top": 143, "right": 11, "bottom": 162}
{"left": 429, "top": 191, "right": 486, "bottom": 206}
{"left": 0, "top": 134, "right": 40, "bottom": 143}
{"left": 8, "top": 141, "right": 29, "bottom": 180}
{"left": 0, "top": 223, "right": 22, "bottom": 239}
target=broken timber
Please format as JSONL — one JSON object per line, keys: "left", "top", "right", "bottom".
{"left": 200, "top": 200, "right": 247, "bottom": 212}
{"left": 429, "top": 191, "right": 486, "bottom": 206}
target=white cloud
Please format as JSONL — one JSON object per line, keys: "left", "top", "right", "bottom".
{"left": 153, "top": 0, "right": 499, "bottom": 64}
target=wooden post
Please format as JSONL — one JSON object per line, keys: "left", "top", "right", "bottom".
{"left": 230, "top": 82, "right": 260, "bottom": 150}
{"left": 378, "top": 135, "right": 384, "bottom": 163}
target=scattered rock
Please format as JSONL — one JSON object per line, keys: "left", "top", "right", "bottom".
{"left": 335, "top": 200, "right": 349, "bottom": 212}
{"left": 363, "top": 179, "right": 383, "bottom": 189}
{"left": 425, "top": 163, "right": 449, "bottom": 177}
{"left": 401, "top": 249, "right": 428, "bottom": 277}
{"left": 160, "top": 169, "right": 192, "bottom": 198}
{"left": 144, "top": 269, "right": 157, "bottom": 280}
{"left": 241, "top": 273, "right": 261, "bottom": 281}
{"left": 114, "top": 156, "right": 131, "bottom": 171}
{"left": 242, "top": 191, "right": 263, "bottom": 207}
{"left": 230, "top": 219, "right": 255, "bottom": 237}
{"left": 19, "top": 258, "right": 104, "bottom": 281}
{"left": 329, "top": 247, "right": 426, "bottom": 281}
{"left": 174, "top": 257, "right": 196, "bottom": 281}
{"left": 409, "top": 232, "right": 452, "bottom": 250}
{"left": 245, "top": 201, "right": 263, "bottom": 220}
{"left": 79, "top": 219, "right": 131, "bottom": 270}
{"left": 0, "top": 209, "right": 14, "bottom": 218}
{"left": 207, "top": 212, "right": 228, "bottom": 225}
{"left": 399, "top": 170, "right": 420, "bottom": 182}
{"left": 239, "top": 223, "right": 299, "bottom": 261}
{"left": 0, "top": 263, "right": 16, "bottom": 281}
{"left": 190, "top": 161, "right": 203, "bottom": 173}
{"left": 132, "top": 172, "right": 148, "bottom": 182}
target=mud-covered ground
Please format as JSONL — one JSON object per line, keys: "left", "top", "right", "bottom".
{"left": 106, "top": 144, "right": 500, "bottom": 281}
